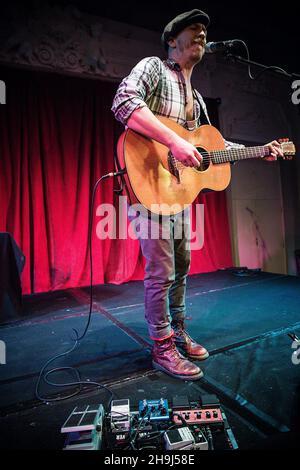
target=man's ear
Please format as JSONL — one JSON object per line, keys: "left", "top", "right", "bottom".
{"left": 167, "top": 37, "right": 176, "bottom": 49}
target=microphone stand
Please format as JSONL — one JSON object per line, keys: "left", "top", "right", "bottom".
{"left": 224, "top": 53, "right": 300, "bottom": 80}
{"left": 223, "top": 53, "right": 300, "bottom": 115}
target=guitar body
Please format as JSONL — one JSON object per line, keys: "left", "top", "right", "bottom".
{"left": 117, "top": 117, "right": 231, "bottom": 215}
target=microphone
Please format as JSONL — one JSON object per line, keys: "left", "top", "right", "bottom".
{"left": 205, "top": 40, "right": 236, "bottom": 54}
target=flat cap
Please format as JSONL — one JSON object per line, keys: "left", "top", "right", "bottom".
{"left": 161, "top": 9, "right": 210, "bottom": 50}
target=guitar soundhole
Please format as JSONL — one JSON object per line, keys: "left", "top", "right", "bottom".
{"left": 194, "top": 147, "right": 210, "bottom": 172}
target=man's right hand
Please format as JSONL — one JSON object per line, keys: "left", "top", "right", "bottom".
{"left": 169, "top": 136, "right": 203, "bottom": 168}
{"left": 126, "top": 107, "right": 203, "bottom": 168}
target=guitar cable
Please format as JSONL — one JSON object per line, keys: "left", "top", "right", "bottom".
{"left": 35, "top": 169, "right": 127, "bottom": 404}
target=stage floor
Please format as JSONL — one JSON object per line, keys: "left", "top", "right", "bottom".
{"left": 0, "top": 270, "right": 300, "bottom": 449}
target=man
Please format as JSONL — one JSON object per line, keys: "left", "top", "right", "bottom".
{"left": 112, "top": 9, "right": 283, "bottom": 381}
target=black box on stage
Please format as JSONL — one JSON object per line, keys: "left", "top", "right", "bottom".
{"left": 0, "top": 232, "right": 25, "bottom": 324}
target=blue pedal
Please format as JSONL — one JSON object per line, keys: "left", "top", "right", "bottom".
{"left": 138, "top": 398, "right": 169, "bottom": 421}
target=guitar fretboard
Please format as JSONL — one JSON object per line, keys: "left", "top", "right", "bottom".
{"left": 210, "top": 146, "right": 270, "bottom": 164}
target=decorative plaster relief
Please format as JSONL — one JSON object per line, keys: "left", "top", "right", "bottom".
{"left": 0, "top": 4, "right": 109, "bottom": 77}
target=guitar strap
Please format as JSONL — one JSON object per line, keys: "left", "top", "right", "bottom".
{"left": 192, "top": 87, "right": 211, "bottom": 126}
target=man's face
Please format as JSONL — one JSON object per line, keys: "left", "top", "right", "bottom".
{"left": 169, "top": 23, "right": 207, "bottom": 63}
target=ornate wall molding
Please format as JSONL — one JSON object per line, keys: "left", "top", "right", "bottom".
{"left": 0, "top": 3, "right": 128, "bottom": 79}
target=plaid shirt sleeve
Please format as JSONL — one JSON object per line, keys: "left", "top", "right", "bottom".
{"left": 111, "top": 56, "right": 162, "bottom": 125}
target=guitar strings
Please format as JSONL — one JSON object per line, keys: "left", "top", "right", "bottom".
{"left": 169, "top": 141, "right": 292, "bottom": 168}
{"left": 171, "top": 147, "right": 269, "bottom": 167}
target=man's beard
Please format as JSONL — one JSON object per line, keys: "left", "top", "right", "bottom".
{"left": 178, "top": 40, "right": 205, "bottom": 63}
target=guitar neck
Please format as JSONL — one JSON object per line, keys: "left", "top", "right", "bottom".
{"left": 211, "top": 146, "right": 270, "bottom": 164}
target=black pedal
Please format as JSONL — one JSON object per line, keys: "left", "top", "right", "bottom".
{"left": 172, "top": 396, "right": 190, "bottom": 411}
{"left": 105, "top": 431, "right": 130, "bottom": 449}
{"left": 200, "top": 394, "right": 220, "bottom": 409}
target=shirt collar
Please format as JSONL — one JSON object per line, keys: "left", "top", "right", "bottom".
{"left": 165, "top": 58, "right": 181, "bottom": 72}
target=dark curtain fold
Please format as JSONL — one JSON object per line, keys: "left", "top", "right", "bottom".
{"left": 0, "top": 67, "right": 232, "bottom": 295}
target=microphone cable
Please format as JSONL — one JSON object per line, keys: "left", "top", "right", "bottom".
{"left": 224, "top": 39, "right": 291, "bottom": 81}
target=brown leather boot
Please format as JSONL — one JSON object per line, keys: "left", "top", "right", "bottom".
{"left": 152, "top": 335, "right": 203, "bottom": 380}
{"left": 172, "top": 319, "right": 209, "bottom": 361}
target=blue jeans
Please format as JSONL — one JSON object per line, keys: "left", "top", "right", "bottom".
{"left": 128, "top": 206, "right": 191, "bottom": 340}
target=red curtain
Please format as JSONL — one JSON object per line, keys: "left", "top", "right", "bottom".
{"left": 0, "top": 67, "right": 232, "bottom": 295}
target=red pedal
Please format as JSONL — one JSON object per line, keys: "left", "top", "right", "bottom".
{"left": 173, "top": 408, "right": 223, "bottom": 426}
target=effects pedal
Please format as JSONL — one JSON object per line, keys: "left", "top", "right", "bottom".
{"left": 164, "top": 426, "right": 208, "bottom": 451}
{"left": 139, "top": 398, "right": 169, "bottom": 421}
{"left": 111, "top": 399, "right": 130, "bottom": 433}
{"left": 172, "top": 394, "right": 223, "bottom": 427}
{"left": 105, "top": 431, "right": 131, "bottom": 449}
{"left": 173, "top": 407, "right": 223, "bottom": 427}
{"left": 61, "top": 404, "right": 104, "bottom": 450}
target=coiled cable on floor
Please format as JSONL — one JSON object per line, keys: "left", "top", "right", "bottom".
{"left": 35, "top": 170, "right": 126, "bottom": 404}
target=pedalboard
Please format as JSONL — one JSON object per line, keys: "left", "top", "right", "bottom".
{"left": 60, "top": 395, "right": 238, "bottom": 450}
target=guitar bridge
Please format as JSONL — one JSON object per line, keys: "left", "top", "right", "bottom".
{"left": 168, "top": 152, "right": 181, "bottom": 183}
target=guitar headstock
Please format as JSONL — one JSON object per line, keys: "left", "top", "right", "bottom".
{"left": 279, "top": 138, "right": 296, "bottom": 160}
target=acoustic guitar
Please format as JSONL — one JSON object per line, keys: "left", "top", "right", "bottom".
{"left": 117, "top": 116, "right": 295, "bottom": 215}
